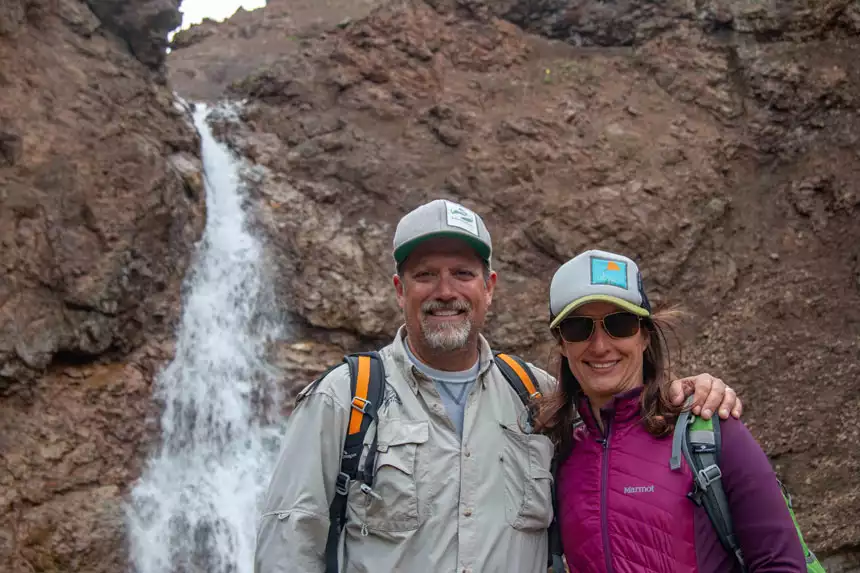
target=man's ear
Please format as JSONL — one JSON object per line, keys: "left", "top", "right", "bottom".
{"left": 485, "top": 270, "right": 498, "bottom": 306}
{"left": 393, "top": 274, "right": 406, "bottom": 309}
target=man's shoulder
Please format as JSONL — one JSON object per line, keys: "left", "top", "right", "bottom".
{"left": 295, "top": 345, "right": 400, "bottom": 407}
{"left": 493, "top": 351, "right": 558, "bottom": 394}
{"left": 528, "top": 362, "right": 557, "bottom": 394}
{"left": 294, "top": 361, "right": 353, "bottom": 409}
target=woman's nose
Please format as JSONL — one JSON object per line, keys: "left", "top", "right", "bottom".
{"left": 589, "top": 321, "right": 612, "bottom": 351}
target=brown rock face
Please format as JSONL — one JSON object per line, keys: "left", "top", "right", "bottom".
{"left": 1, "top": 0, "right": 203, "bottom": 571}
{"left": 0, "top": 0, "right": 203, "bottom": 388}
{"left": 167, "top": 0, "right": 386, "bottom": 100}
{"left": 169, "top": 0, "right": 860, "bottom": 567}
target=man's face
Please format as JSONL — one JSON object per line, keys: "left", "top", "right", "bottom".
{"left": 394, "top": 237, "right": 496, "bottom": 353}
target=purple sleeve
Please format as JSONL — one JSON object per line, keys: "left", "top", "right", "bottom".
{"left": 719, "top": 417, "right": 807, "bottom": 572}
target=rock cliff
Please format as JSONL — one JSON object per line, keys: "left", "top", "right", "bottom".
{"left": 171, "top": 0, "right": 860, "bottom": 568}
{"left": 0, "top": 0, "right": 204, "bottom": 570}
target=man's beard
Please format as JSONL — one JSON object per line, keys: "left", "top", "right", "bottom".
{"left": 419, "top": 299, "right": 473, "bottom": 351}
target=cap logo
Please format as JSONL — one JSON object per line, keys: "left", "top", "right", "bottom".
{"left": 591, "top": 257, "right": 628, "bottom": 289}
{"left": 444, "top": 200, "right": 479, "bottom": 236}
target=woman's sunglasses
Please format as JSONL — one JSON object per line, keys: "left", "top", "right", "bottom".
{"left": 556, "top": 311, "right": 642, "bottom": 343}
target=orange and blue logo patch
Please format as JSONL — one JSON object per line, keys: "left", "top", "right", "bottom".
{"left": 591, "top": 257, "right": 628, "bottom": 289}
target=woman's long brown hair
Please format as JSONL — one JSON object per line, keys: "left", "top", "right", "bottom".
{"left": 534, "top": 305, "right": 687, "bottom": 460}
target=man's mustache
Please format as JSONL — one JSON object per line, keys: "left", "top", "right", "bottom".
{"left": 421, "top": 299, "right": 472, "bottom": 314}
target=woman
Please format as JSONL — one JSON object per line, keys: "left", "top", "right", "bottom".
{"left": 537, "top": 248, "right": 806, "bottom": 572}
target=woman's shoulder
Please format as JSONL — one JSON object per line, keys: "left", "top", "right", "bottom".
{"left": 715, "top": 414, "right": 756, "bottom": 448}
{"left": 714, "top": 415, "right": 776, "bottom": 480}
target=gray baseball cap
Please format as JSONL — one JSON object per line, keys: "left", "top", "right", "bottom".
{"left": 393, "top": 199, "right": 492, "bottom": 265}
{"left": 549, "top": 249, "right": 652, "bottom": 329}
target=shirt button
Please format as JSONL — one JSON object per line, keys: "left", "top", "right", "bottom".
{"left": 464, "top": 450, "right": 471, "bottom": 458}
{"left": 463, "top": 508, "right": 472, "bottom": 517}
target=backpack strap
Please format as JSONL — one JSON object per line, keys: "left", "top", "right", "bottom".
{"left": 324, "top": 352, "right": 386, "bottom": 573}
{"left": 779, "top": 480, "right": 826, "bottom": 572}
{"left": 671, "top": 406, "right": 746, "bottom": 571}
{"left": 493, "top": 352, "right": 565, "bottom": 573}
{"left": 494, "top": 352, "right": 543, "bottom": 402}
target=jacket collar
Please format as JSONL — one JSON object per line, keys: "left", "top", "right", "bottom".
{"left": 577, "top": 386, "right": 645, "bottom": 432}
{"left": 390, "top": 325, "right": 495, "bottom": 395}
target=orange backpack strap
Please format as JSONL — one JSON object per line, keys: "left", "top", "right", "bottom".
{"left": 494, "top": 352, "right": 542, "bottom": 403}
{"left": 325, "top": 351, "right": 386, "bottom": 573}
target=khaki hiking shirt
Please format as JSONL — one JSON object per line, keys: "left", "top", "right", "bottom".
{"left": 255, "top": 326, "right": 557, "bottom": 573}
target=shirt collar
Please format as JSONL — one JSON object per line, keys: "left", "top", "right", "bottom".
{"left": 391, "top": 325, "right": 495, "bottom": 394}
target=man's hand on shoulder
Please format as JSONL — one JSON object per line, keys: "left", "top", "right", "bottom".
{"left": 669, "top": 373, "right": 742, "bottom": 420}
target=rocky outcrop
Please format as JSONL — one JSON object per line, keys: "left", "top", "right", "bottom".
{"left": 167, "top": 0, "right": 386, "bottom": 100}
{"left": 84, "top": 0, "right": 182, "bottom": 72}
{"left": 485, "top": 0, "right": 860, "bottom": 46}
{"left": 172, "top": 0, "right": 859, "bottom": 565}
{"left": 0, "top": 0, "right": 203, "bottom": 571}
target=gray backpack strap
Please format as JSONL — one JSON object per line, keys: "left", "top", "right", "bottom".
{"left": 671, "top": 408, "right": 747, "bottom": 571}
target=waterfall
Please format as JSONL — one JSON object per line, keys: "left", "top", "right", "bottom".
{"left": 126, "top": 102, "right": 283, "bottom": 573}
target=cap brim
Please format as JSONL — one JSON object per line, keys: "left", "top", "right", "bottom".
{"left": 549, "top": 294, "right": 651, "bottom": 330}
{"left": 394, "top": 231, "right": 491, "bottom": 265}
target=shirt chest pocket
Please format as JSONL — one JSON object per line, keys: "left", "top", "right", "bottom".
{"left": 348, "top": 420, "right": 429, "bottom": 533}
{"left": 499, "top": 422, "right": 554, "bottom": 531}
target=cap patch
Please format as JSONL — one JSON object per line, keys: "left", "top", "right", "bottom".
{"left": 591, "top": 257, "right": 628, "bottom": 289}
{"left": 444, "top": 200, "right": 479, "bottom": 236}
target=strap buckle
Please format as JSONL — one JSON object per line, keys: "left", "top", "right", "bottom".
{"left": 351, "top": 396, "right": 371, "bottom": 414}
{"left": 529, "top": 391, "right": 542, "bottom": 400}
{"left": 335, "top": 472, "right": 351, "bottom": 496}
{"left": 696, "top": 464, "right": 722, "bottom": 491}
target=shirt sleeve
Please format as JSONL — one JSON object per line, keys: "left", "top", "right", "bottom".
{"left": 254, "top": 369, "right": 351, "bottom": 573}
{"left": 719, "top": 417, "right": 807, "bottom": 572}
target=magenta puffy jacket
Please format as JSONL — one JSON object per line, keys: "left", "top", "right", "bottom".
{"left": 555, "top": 388, "right": 806, "bottom": 573}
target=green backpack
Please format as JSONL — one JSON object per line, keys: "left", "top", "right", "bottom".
{"left": 670, "top": 406, "right": 825, "bottom": 572}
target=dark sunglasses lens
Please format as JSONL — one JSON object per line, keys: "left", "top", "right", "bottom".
{"left": 603, "top": 312, "right": 641, "bottom": 338}
{"left": 559, "top": 317, "right": 594, "bottom": 342}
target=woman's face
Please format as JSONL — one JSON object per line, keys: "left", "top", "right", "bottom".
{"left": 558, "top": 301, "right": 649, "bottom": 408}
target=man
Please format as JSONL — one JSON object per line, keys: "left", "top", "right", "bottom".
{"left": 255, "top": 199, "right": 741, "bottom": 573}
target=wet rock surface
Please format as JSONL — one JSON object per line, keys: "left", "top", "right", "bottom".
{"left": 173, "top": 0, "right": 860, "bottom": 566}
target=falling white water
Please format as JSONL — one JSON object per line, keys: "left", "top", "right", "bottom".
{"left": 126, "top": 102, "right": 283, "bottom": 573}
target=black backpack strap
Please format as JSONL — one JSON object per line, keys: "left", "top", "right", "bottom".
{"left": 671, "top": 405, "right": 746, "bottom": 571}
{"left": 324, "top": 351, "right": 386, "bottom": 573}
{"left": 493, "top": 352, "right": 565, "bottom": 572}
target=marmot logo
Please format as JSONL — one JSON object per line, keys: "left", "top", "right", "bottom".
{"left": 623, "top": 485, "right": 655, "bottom": 494}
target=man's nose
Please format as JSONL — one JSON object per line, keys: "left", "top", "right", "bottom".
{"left": 433, "top": 273, "right": 458, "bottom": 299}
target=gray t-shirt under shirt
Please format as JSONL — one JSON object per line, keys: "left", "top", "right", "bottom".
{"left": 404, "top": 340, "right": 478, "bottom": 438}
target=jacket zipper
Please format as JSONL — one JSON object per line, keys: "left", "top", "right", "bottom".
{"left": 599, "top": 413, "right": 614, "bottom": 573}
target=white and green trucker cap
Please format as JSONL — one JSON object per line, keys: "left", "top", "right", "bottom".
{"left": 393, "top": 199, "right": 492, "bottom": 265}
{"left": 549, "top": 249, "right": 652, "bottom": 329}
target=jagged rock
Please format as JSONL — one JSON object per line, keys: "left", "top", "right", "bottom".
{"left": 167, "top": 0, "right": 388, "bottom": 100}
{"left": 0, "top": 0, "right": 26, "bottom": 36}
{"left": 0, "top": 129, "right": 21, "bottom": 165}
{"left": 84, "top": 0, "right": 181, "bottom": 71}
